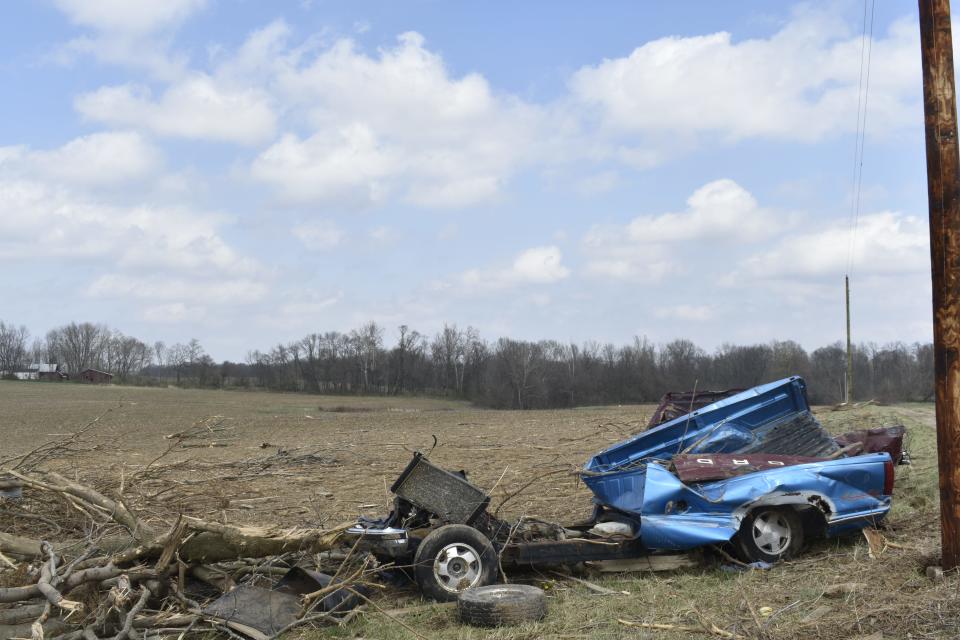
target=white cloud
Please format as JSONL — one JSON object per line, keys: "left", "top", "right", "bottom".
{"left": 582, "top": 179, "right": 779, "bottom": 281}
{"left": 75, "top": 78, "right": 276, "bottom": 145}
{"left": 627, "top": 179, "right": 778, "bottom": 242}
{"left": 510, "top": 246, "right": 571, "bottom": 283}
{"left": 739, "top": 212, "right": 928, "bottom": 279}
{"left": 0, "top": 181, "right": 254, "bottom": 272}
{"left": 655, "top": 304, "right": 714, "bottom": 321}
{"left": 88, "top": 274, "right": 267, "bottom": 304}
{"left": 569, "top": 9, "right": 919, "bottom": 141}
{"left": 51, "top": 0, "right": 207, "bottom": 79}
{"left": 276, "top": 293, "right": 343, "bottom": 318}
{"left": 461, "top": 246, "right": 571, "bottom": 290}
{"left": 54, "top": 0, "right": 206, "bottom": 34}
{"left": 293, "top": 220, "right": 346, "bottom": 250}
{"left": 0, "top": 131, "right": 162, "bottom": 187}
{"left": 142, "top": 302, "right": 203, "bottom": 323}
{"left": 244, "top": 31, "right": 545, "bottom": 207}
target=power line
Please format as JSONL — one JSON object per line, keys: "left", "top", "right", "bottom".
{"left": 846, "top": 0, "right": 876, "bottom": 278}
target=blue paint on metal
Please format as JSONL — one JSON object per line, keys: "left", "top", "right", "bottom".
{"left": 585, "top": 376, "right": 811, "bottom": 474}
{"left": 581, "top": 376, "right": 893, "bottom": 552}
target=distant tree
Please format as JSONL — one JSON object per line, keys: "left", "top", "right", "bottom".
{"left": 0, "top": 322, "right": 29, "bottom": 374}
{"left": 351, "top": 322, "right": 384, "bottom": 393}
{"left": 493, "top": 338, "right": 546, "bottom": 409}
{"left": 46, "top": 322, "right": 108, "bottom": 374}
{"left": 659, "top": 339, "right": 706, "bottom": 391}
{"left": 153, "top": 341, "right": 167, "bottom": 368}
{"left": 808, "top": 343, "right": 847, "bottom": 404}
{"left": 712, "top": 343, "right": 772, "bottom": 388}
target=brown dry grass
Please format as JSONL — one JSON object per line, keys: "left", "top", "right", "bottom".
{"left": 0, "top": 381, "right": 953, "bottom": 639}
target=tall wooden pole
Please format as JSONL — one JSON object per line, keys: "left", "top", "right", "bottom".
{"left": 919, "top": 0, "right": 960, "bottom": 570}
{"left": 845, "top": 275, "right": 853, "bottom": 403}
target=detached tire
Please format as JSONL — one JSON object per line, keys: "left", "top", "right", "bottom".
{"left": 457, "top": 585, "right": 547, "bottom": 627}
{"left": 737, "top": 507, "right": 804, "bottom": 563}
{"left": 414, "top": 525, "right": 498, "bottom": 602}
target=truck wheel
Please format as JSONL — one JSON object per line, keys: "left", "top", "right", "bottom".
{"left": 737, "top": 507, "right": 804, "bottom": 563}
{"left": 457, "top": 584, "right": 547, "bottom": 627}
{"left": 414, "top": 525, "right": 498, "bottom": 602}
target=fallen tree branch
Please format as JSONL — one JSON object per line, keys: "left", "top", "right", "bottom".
{"left": 110, "top": 585, "right": 150, "bottom": 640}
{"left": 37, "top": 542, "right": 83, "bottom": 614}
{"left": 618, "top": 619, "right": 743, "bottom": 639}
{"left": 8, "top": 472, "right": 154, "bottom": 542}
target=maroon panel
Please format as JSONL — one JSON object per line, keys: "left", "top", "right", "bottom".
{"left": 834, "top": 425, "right": 906, "bottom": 464}
{"left": 646, "top": 389, "right": 745, "bottom": 429}
{"left": 670, "top": 453, "right": 825, "bottom": 483}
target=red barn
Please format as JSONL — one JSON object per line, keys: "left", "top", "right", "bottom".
{"left": 79, "top": 369, "right": 113, "bottom": 384}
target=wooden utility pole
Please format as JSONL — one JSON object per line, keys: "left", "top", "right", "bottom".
{"left": 919, "top": 0, "right": 960, "bottom": 570}
{"left": 845, "top": 275, "right": 853, "bottom": 403}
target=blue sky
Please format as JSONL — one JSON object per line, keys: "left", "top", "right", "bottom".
{"left": 0, "top": 1, "right": 936, "bottom": 360}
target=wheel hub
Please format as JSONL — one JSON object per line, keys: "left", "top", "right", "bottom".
{"left": 752, "top": 511, "right": 792, "bottom": 555}
{"left": 434, "top": 542, "right": 482, "bottom": 593}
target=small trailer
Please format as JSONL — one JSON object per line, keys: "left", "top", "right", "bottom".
{"left": 346, "top": 377, "right": 899, "bottom": 601}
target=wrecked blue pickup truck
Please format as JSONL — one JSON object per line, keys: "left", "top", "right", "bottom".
{"left": 347, "top": 376, "right": 900, "bottom": 601}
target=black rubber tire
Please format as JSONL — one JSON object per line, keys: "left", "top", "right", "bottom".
{"left": 414, "top": 525, "right": 498, "bottom": 602}
{"left": 736, "top": 507, "right": 804, "bottom": 563}
{"left": 457, "top": 584, "right": 547, "bottom": 627}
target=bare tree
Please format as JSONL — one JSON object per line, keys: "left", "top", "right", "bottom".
{"left": 153, "top": 341, "right": 167, "bottom": 368}
{"left": 0, "top": 322, "right": 29, "bottom": 374}
{"left": 351, "top": 322, "right": 383, "bottom": 393}
{"left": 47, "top": 322, "right": 109, "bottom": 374}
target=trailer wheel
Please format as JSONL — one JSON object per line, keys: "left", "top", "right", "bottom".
{"left": 736, "top": 507, "right": 804, "bottom": 563}
{"left": 457, "top": 584, "right": 547, "bottom": 627}
{"left": 414, "top": 525, "right": 498, "bottom": 602}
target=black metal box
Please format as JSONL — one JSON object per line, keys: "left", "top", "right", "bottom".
{"left": 390, "top": 453, "right": 490, "bottom": 525}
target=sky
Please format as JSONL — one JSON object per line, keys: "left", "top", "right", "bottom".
{"left": 0, "top": 0, "right": 938, "bottom": 360}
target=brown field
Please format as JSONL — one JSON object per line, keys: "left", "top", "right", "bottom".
{"left": 0, "top": 381, "right": 953, "bottom": 639}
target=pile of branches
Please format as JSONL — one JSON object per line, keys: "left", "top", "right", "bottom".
{"left": 0, "top": 470, "right": 356, "bottom": 639}
{"left": 0, "top": 412, "right": 366, "bottom": 640}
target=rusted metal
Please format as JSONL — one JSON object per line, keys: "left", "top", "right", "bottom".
{"left": 834, "top": 425, "right": 907, "bottom": 464}
{"left": 646, "top": 388, "right": 744, "bottom": 428}
{"left": 669, "top": 453, "right": 824, "bottom": 483}
{"left": 919, "top": 0, "right": 960, "bottom": 570}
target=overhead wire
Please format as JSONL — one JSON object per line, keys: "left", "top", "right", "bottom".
{"left": 846, "top": 0, "right": 877, "bottom": 279}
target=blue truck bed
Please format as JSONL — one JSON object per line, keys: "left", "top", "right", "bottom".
{"left": 582, "top": 377, "right": 893, "bottom": 551}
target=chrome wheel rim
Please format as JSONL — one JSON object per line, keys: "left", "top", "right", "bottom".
{"left": 752, "top": 511, "right": 792, "bottom": 555}
{"left": 433, "top": 542, "right": 482, "bottom": 593}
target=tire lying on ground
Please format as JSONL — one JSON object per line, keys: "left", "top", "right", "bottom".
{"left": 457, "top": 584, "right": 548, "bottom": 627}
{"left": 413, "top": 524, "right": 498, "bottom": 602}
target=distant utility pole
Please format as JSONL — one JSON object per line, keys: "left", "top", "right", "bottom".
{"left": 919, "top": 0, "right": 960, "bottom": 570}
{"left": 845, "top": 275, "right": 853, "bottom": 404}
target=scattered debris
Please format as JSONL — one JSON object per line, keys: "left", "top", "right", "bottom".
{"left": 0, "top": 376, "right": 911, "bottom": 637}
{"left": 586, "top": 555, "right": 698, "bottom": 573}
{"left": 0, "top": 476, "right": 22, "bottom": 500}
{"left": 926, "top": 565, "right": 945, "bottom": 582}
{"left": 823, "top": 582, "right": 867, "bottom": 597}
{"left": 800, "top": 604, "right": 833, "bottom": 625}
{"left": 548, "top": 571, "right": 629, "bottom": 595}
{"left": 862, "top": 528, "right": 887, "bottom": 558}
{"left": 618, "top": 618, "right": 743, "bottom": 639}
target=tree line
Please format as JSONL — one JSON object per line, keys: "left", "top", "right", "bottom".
{"left": 0, "top": 319, "right": 934, "bottom": 408}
